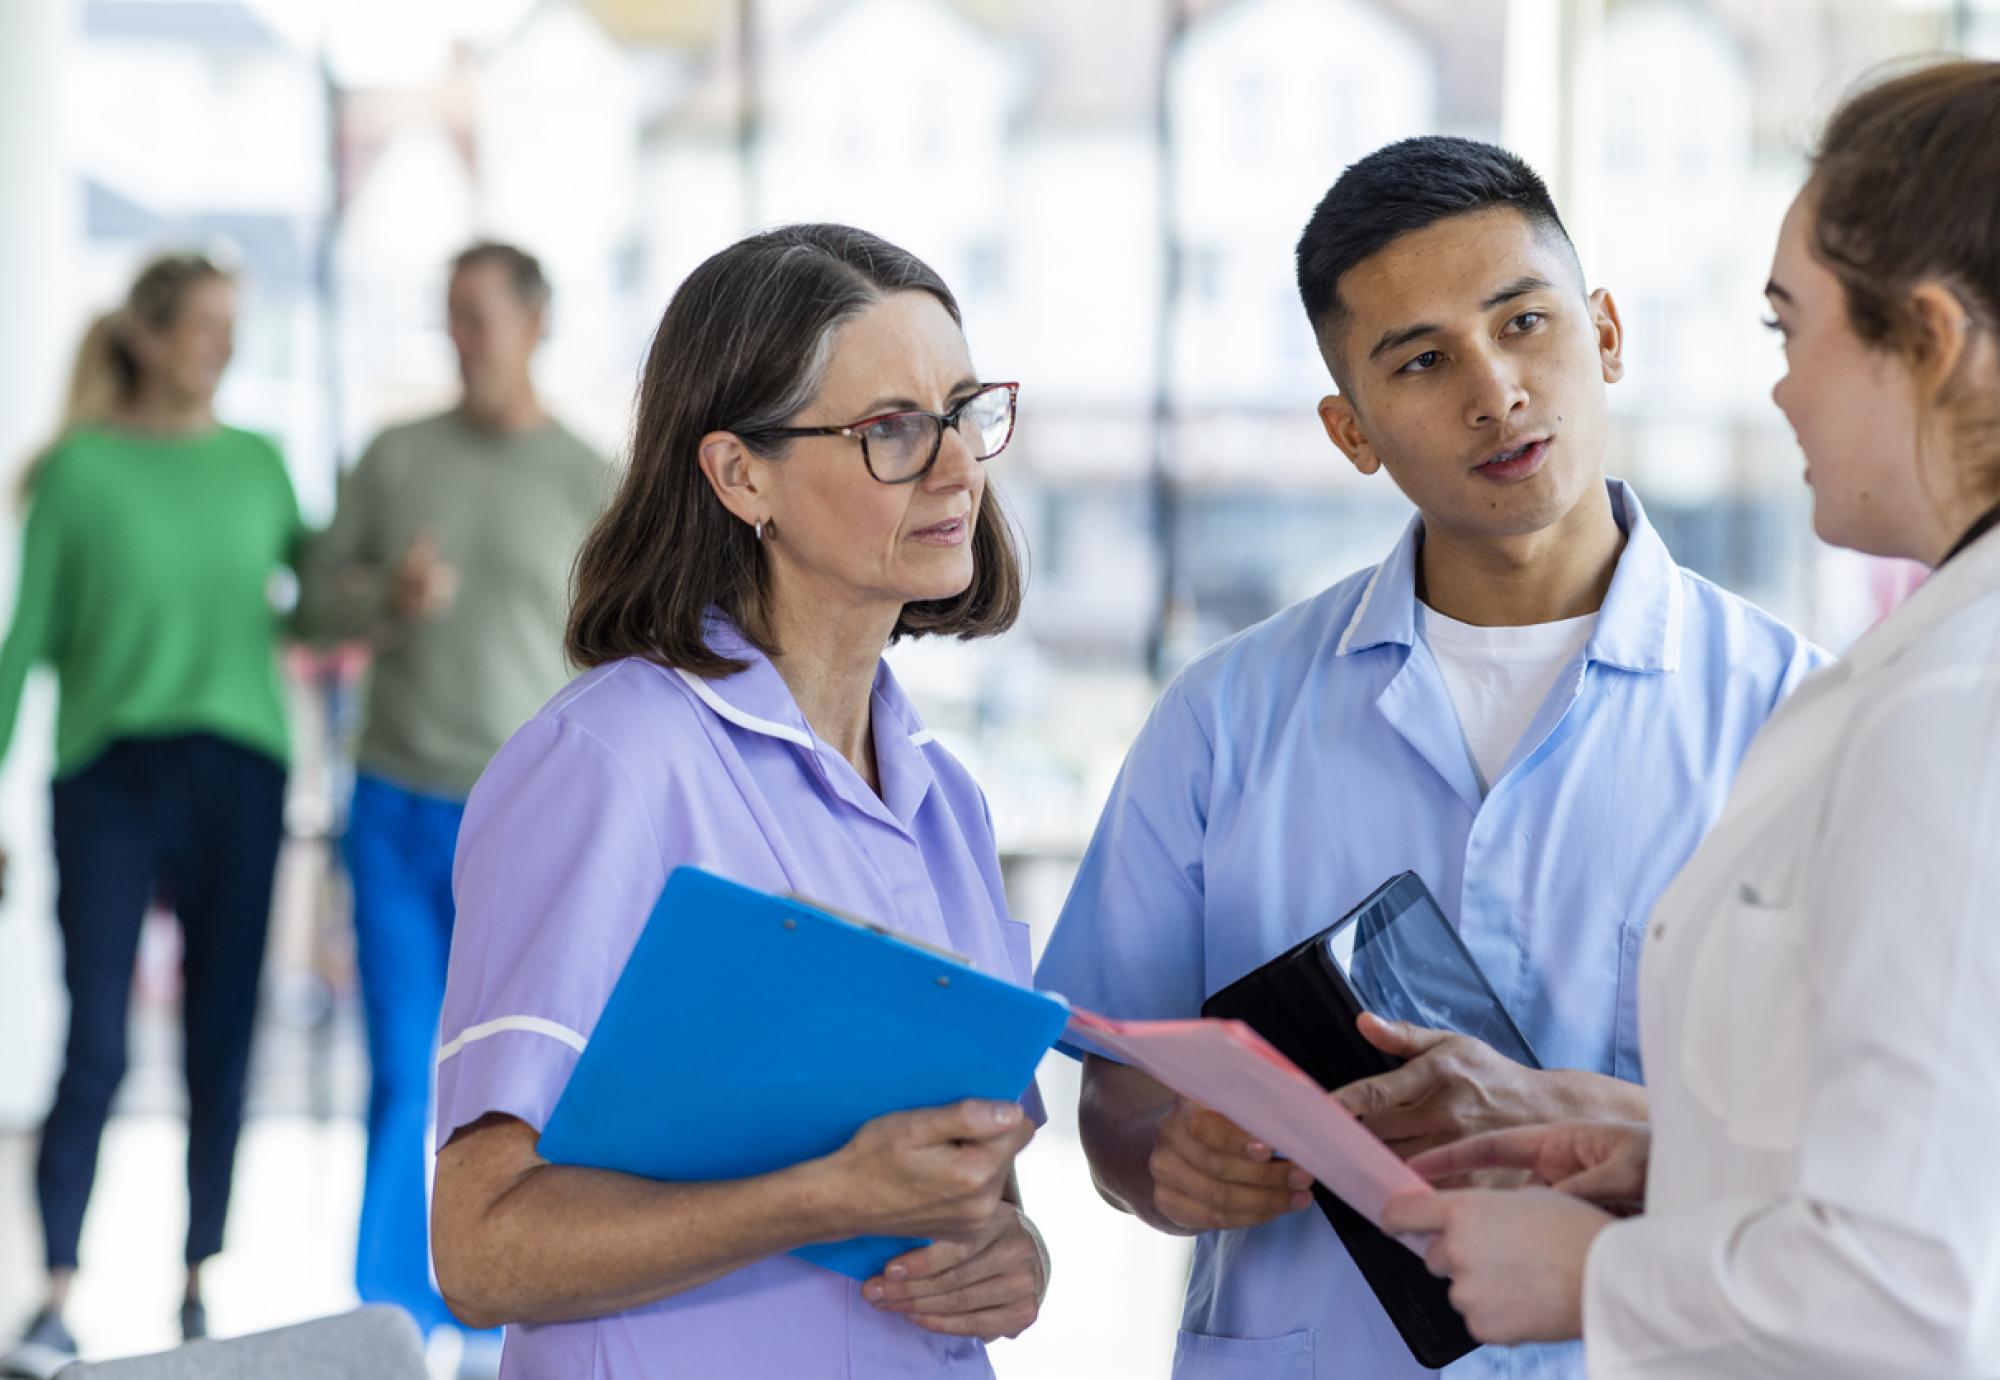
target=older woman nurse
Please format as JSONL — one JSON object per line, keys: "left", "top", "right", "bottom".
{"left": 428, "top": 224, "right": 1045, "bottom": 1378}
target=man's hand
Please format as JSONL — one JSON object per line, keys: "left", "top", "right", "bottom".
{"left": 1410, "top": 1120, "right": 1650, "bottom": 1215}
{"left": 1149, "top": 1096, "right": 1313, "bottom": 1234}
{"left": 862, "top": 1203, "right": 1048, "bottom": 1341}
{"left": 1334, "top": 1014, "right": 1643, "bottom": 1160}
{"left": 392, "top": 532, "right": 459, "bottom": 622}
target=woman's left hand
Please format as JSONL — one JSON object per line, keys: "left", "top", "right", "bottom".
{"left": 861, "top": 1202, "right": 1049, "bottom": 1341}
{"left": 1381, "top": 1186, "right": 1615, "bottom": 1345}
{"left": 1410, "top": 1119, "right": 1651, "bottom": 1213}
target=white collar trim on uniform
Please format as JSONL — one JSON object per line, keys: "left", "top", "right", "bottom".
{"left": 673, "top": 667, "right": 815, "bottom": 748}
{"left": 671, "top": 663, "right": 938, "bottom": 751}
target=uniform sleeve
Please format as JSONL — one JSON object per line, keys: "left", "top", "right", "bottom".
{"left": 0, "top": 456, "right": 70, "bottom": 768}
{"left": 1583, "top": 660, "right": 2000, "bottom": 1376}
{"left": 1773, "top": 633, "right": 1832, "bottom": 711}
{"left": 293, "top": 440, "right": 397, "bottom": 644}
{"left": 435, "top": 714, "right": 671, "bottom": 1150}
{"left": 1033, "top": 677, "right": 1215, "bottom": 1061}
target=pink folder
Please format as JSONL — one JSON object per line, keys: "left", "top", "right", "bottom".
{"left": 1067, "top": 1008, "right": 1434, "bottom": 1253}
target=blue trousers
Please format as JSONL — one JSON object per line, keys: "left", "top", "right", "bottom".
{"left": 344, "top": 773, "right": 467, "bottom": 1335}
{"left": 38, "top": 733, "right": 286, "bottom": 1271}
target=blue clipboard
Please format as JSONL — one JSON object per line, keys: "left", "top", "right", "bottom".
{"left": 537, "top": 865, "right": 1070, "bottom": 1280}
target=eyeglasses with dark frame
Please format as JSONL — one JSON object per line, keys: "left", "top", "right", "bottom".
{"left": 752, "top": 381, "right": 1019, "bottom": 484}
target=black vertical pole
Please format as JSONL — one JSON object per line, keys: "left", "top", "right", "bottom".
{"left": 1147, "top": 0, "right": 1191, "bottom": 679}
{"left": 317, "top": 58, "right": 347, "bottom": 477}
{"left": 307, "top": 48, "right": 348, "bottom": 1125}
{"left": 739, "top": 0, "right": 761, "bottom": 229}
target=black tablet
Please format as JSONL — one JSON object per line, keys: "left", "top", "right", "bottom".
{"left": 1323, "top": 872, "right": 1539, "bottom": 1070}
{"left": 1200, "top": 872, "right": 1539, "bottom": 1369}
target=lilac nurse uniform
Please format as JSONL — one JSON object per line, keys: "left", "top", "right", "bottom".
{"left": 435, "top": 615, "right": 1037, "bottom": 1378}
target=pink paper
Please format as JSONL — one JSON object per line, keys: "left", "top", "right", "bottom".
{"left": 1067, "top": 1008, "right": 1434, "bottom": 1253}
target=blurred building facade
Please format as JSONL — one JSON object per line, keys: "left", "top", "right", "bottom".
{"left": 0, "top": 0, "right": 1990, "bottom": 1109}
{"left": 3, "top": 0, "right": 1995, "bottom": 1122}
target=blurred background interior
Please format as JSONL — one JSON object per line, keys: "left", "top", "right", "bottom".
{"left": 2, "top": 0, "right": 1998, "bottom": 1373}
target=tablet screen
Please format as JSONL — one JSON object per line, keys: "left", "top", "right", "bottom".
{"left": 1322, "top": 875, "right": 1541, "bottom": 1069}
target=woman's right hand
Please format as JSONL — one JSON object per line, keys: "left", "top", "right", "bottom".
{"left": 1407, "top": 1119, "right": 1651, "bottom": 1216}
{"left": 813, "top": 1099, "right": 1035, "bottom": 1242}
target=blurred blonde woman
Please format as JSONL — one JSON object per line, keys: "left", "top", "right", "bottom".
{"left": 0, "top": 253, "right": 302, "bottom": 1377}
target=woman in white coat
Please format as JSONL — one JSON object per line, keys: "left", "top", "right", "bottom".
{"left": 1381, "top": 59, "right": 2000, "bottom": 1378}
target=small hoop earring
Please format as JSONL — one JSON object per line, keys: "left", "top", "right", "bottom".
{"left": 754, "top": 519, "right": 766, "bottom": 542}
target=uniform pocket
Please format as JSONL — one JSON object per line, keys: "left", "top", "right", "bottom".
{"left": 1172, "top": 1327, "right": 1315, "bottom": 1380}
{"left": 1000, "top": 916, "right": 1035, "bottom": 985}
{"left": 1681, "top": 888, "right": 1811, "bottom": 1151}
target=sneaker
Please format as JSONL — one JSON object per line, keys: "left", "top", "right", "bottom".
{"left": 179, "top": 1298, "right": 207, "bottom": 1342}
{"left": 0, "top": 1308, "right": 78, "bottom": 1380}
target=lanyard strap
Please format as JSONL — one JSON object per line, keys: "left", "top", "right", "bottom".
{"left": 1938, "top": 501, "right": 2000, "bottom": 570}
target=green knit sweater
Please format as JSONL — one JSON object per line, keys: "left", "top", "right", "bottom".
{"left": 0, "top": 426, "right": 302, "bottom": 778}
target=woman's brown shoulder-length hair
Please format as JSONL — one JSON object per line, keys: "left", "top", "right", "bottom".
{"left": 566, "top": 223, "right": 1024, "bottom": 679}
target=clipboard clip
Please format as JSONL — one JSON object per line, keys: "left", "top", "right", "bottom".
{"left": 781, "top": 892, "right": 972, "bottom": 966}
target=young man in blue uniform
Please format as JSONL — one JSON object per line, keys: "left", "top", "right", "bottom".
{"left": 1036, "top": 137, "right": 1822, "bottom": 1379}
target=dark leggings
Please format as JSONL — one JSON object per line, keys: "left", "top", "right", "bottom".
{"left": 36, "top": 733, "right": 286, "bottom": 1271}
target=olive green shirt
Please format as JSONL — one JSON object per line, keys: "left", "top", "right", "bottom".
{"left": 297, "top": 410, "right": 609, "bottom": 797}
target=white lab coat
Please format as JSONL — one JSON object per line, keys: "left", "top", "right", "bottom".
{"left": 1582, "top": 526, "right": 2000, "bottom": 1378}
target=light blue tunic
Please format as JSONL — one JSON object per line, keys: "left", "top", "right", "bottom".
{"left": 1036, "top": 481, "right": 1823, "bottom": 1379}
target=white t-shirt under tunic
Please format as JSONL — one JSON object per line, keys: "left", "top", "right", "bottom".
{"left": 1420, "top": 605, "right": 1600, "bottom": 795}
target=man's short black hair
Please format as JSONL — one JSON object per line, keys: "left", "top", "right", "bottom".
{"left": 1296, "top": 136, "right": 1580, "bottom": 383}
